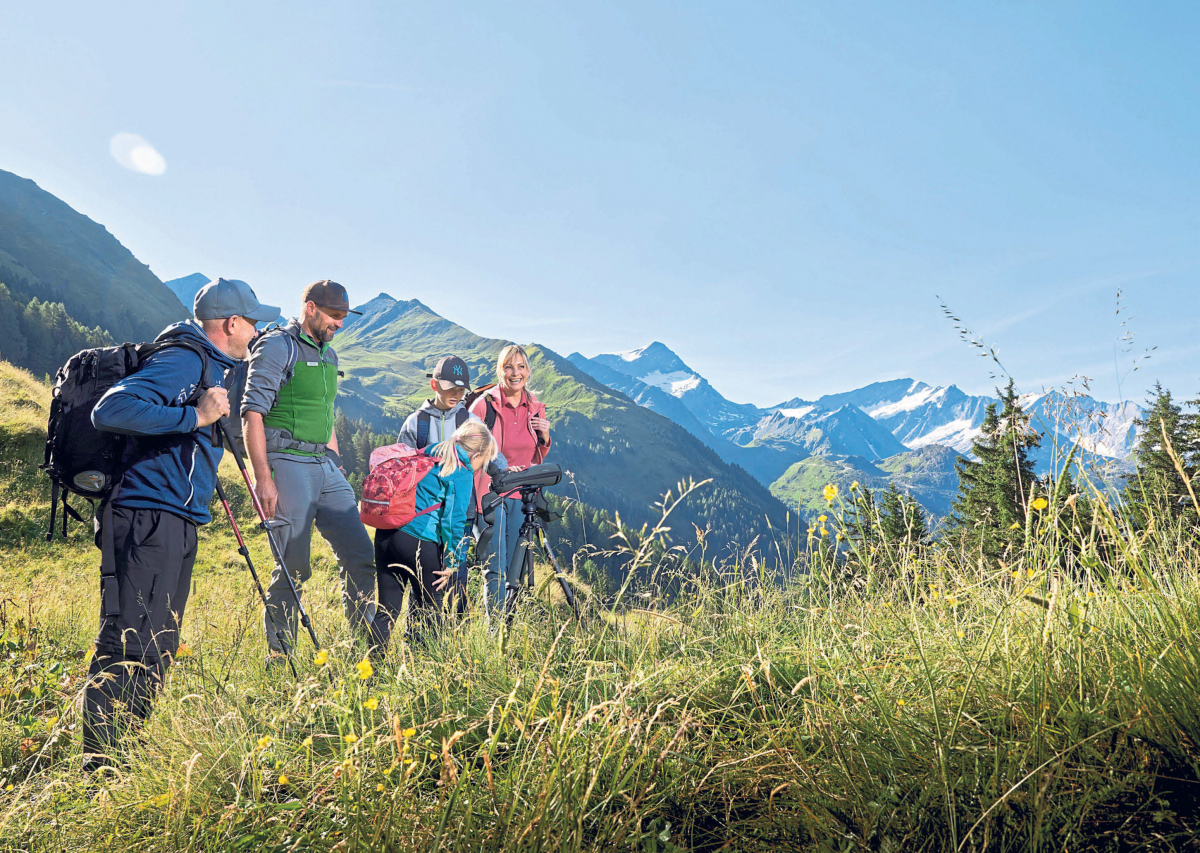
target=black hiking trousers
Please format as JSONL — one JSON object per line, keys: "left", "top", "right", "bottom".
{"left": 372, "top": 528, "right": 450, "bottom": 650}
{"left": 83, "top": 506, "right": 196, "bottom": 769}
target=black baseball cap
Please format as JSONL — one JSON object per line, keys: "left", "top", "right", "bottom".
{"left": 302, "top": 279, "right": 362, "bottom": 315}
{"left": 428, "top": 355, "right": 471, "bottom": 391}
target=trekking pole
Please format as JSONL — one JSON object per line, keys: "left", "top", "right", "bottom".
{"left": 213, "top": 476, "right": 299, "bottom": 679}
{"left": 216, "top": 418, "right": 321, "bottom": 651}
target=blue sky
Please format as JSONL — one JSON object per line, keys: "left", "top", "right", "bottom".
{"left": 1, "top": 2, "right": 1196, "bottom": 407}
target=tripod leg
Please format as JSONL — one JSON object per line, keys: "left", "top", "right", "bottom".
{"left": 503, "top": 539, "right": 530, "bottom": 624}
{"left": 537, "top": 529, "right": 582, "bottom": 621}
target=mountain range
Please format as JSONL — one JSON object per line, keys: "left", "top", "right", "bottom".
{"left": 570, "top": 342, "right": 1143, "bottom": 517}
{"left": 0, "top": 167, "right": 1146, "bottom": 536}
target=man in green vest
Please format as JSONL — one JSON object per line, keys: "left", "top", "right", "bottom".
{"left": 241, "top": 279, "right": 376, "bottom": 659}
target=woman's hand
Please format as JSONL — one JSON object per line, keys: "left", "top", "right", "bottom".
{"left": 432, "top": 564, "right": 455, "bottom": 592}
{"left": 530, "top": 415, "right": 550, "bottom": 442}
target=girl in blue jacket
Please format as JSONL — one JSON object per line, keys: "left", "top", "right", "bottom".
{"left": 373, "top": 420, "right": 498, "bottom": 648}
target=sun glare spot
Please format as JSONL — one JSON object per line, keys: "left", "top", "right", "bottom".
{"left": 110, "top": 132, "right": 167, "bottom": 176}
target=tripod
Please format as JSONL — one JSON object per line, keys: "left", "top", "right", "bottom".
{"left": 501, "top": 488, "right": 582, "bottom": 625}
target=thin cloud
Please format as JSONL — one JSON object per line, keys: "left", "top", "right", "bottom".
{"left": 110, "top": 133, "right": 167, "bottom": 176}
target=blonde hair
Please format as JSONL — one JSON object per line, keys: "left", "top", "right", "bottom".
{"left": 434, "top": 419, "right": 499, "bottom": 477}
{"left": 496, "top": 344, "right": 530, "bottom": 384}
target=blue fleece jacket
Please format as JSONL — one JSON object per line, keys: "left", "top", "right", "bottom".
{"left": 400, "top": 444, "right": 474, "bottom": 565}
{"left": 91, "top": 320, "right": 238, "bottom": 525}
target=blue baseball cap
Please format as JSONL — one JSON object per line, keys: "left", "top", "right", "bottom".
{"left": 193, "top": 277, "right": 280, "bottom": 323}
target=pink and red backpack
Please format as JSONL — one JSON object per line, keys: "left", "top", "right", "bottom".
{"left": 359, "top": 444, "right": 442, "bottom": 529}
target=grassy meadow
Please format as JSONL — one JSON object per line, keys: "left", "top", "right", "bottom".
{"left": 2, "top": 359, "right": 1200, "bottom": 851}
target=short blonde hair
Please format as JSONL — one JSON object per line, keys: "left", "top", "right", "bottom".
{"left": 496, "top": 344, "right": 530, "bottom": 384}
{"left": 434, "top": 419, "right": 499, "bottom": 477}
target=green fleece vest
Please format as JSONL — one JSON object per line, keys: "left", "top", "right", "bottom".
{"left": 262, "top": 332, "right": 338, "bottom": 455}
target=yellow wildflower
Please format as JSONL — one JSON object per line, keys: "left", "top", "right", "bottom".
{"left": 257, "top": 735, "right": 272, "bottom": 750}
{"left": 344, "top": 733, "right": 358, "bottom": 744}
{"left": 819, "top": 528, "right": 828, "bottom": 537}
{"left": 818, "top": 514, "right": 828, "bottom": 523}
{"left": 945, "top": 597, "right": 959, "bottom": 606}
{"left": 363, "top": 697, "right": 379, "bottom": 711}
{"left": 314, "top": 650, "right": 329, "bottom": 666}
{"left": 302, "top": 736, "right": 313, "bottom": 748}
{"left": 835, "top": 532, "right": 844, "bottom": 541}
{"left": 278, "top": 774, "right": 288, "bottom": 785}
{"left": 175, "top": 643, "right": 193, "bottom": 659}
{"left": 1031, "top": 497, "right": 1049, "bottom": 511}
{"left": 823, "top": 483, "right": 838, "bottom": 502}
{"left": 402, "top": 727, "right": 416, "bottom": 739}
{"left": 896, "top": 699, "right": 905, "bottom": 707}
{"left": 377, "top": 783, "right": 385, "bottom": 792}
{"left": 355, "top": 659, "right": 374, "bottom": 681}
{"left": 1009, "top": 522, "right": 1021, "bottom": 530}
{"left": 850, "top": 481, "right": 859, "bottom": 490}
{"left": 1027, "top": 567, "right": 1036, "bottom": 579}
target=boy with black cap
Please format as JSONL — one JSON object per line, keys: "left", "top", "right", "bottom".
{"left": 241, "top": 280, "right": 378, "bottom": 660}
{"left": 394, "top": 356, "right": 487, "bottom": 612}
{"left": 84, "top": 277, "right": 277, "bottom": 770}
{"left": 397, "top": 356, "right": 484, "bottom": 450}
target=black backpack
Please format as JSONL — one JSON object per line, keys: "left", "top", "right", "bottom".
{"left": 462, "top": 383, "right": 499, "bottom": 431}
{"left": 41, "top": 339, "right": 211, "bottom": 540}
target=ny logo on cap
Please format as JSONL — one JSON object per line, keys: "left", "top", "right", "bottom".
{"left": 453, "top": 365, "right": 463, "bottom": 375}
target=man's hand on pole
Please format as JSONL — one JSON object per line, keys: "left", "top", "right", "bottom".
{"left": 195, "top": 387, "right": 231, "bottom": 428}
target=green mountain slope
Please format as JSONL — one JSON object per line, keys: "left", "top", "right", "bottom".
{"left": 0, "top": 283, "right": 113, "bottom": 377}
{"left": 334, "top": 295, "right": 788, "bottom": 551}
{"left": 771, "top": 444, "right": 962, "bottom": 520}
{"left": 0, "top": 169, "right": 187, "bottom": 343}
{"left": 334, "top": 294, "right": 511, "bottom": 426}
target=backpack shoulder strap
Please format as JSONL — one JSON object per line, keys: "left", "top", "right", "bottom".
{"left": 139, "top": 338, "right": 213, "bottom": 401}
{"left": 454, "top": 408, "right": 469, "bottom": 430}
{"left": 484, "top": 398, "right": 497, "bottom": 431}
{"left": 416, "top": 411, "right": 431, "bottom": 449}
{"left": 251, "top": 324, "right": 298, "bottom": 385}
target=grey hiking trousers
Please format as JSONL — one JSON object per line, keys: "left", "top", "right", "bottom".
{"left": 262, "top": 453, "right": 376, "bottom": 653}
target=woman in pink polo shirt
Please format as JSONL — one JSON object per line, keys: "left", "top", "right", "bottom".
{"left": 469, "top": 344, "right": 551, "bottom": 614}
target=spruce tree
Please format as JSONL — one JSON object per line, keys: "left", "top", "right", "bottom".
{"left": 879, "top": 481, "right": 928, "bottom": 546}
{"left": 948, "top": 380, "right": 1041, "bottom": 560}
{"left": 1125, "top": 383, "right": 1193, "bottom": 524}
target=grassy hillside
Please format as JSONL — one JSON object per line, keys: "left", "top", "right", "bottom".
{"left": 335, "top": 295, "right": 789, "bottom": 553}
{"left": 0, "top": 169, "right": 187, "bottom": 344}
{"left": 771, "top": 444, "right": 962, "bottom": 520}
{"left": 4, "top": 358, "right": 1200, "bottom": 849}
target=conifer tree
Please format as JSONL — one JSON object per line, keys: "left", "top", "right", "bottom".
{"left": 1125, "top": 383, "right": 1193, "bottom": 524}
{"left": 948, "top": 380, "right": 1041, "bottom": 560}
{"left": 879, "top": 481, "right": 928, "bottom": 546}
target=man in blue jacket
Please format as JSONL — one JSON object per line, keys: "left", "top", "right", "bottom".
{"left": 83, "top": 277, "right": 277, "bottom": 772}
